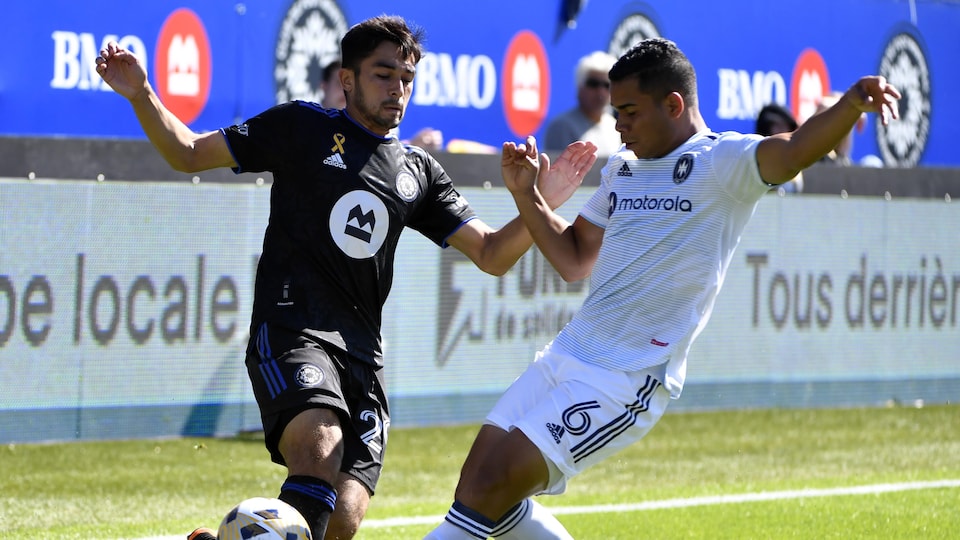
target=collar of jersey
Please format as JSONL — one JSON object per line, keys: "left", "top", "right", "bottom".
{"left": 342, "top": 109, "right": 396, "bottom": 142}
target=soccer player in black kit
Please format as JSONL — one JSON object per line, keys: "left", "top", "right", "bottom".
{"left": 95, "top": 15, "right": 597, "bottom": 540}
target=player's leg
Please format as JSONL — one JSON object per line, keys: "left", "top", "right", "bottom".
{"left": 455, "top": 424, "right": 550, "bottom": 519}
{"left": 187, "top": 325, "right": 353, "bottom": 540}
{"left": 277, "top": 407, "right": 343, "bottom": 539}
{"left": 427, "top": 346, "right": 671, "bottom": 539}
{"left": 491, "top": 498, "right": 571, "bottom": 540}
{"left": 321, "top": 352, "right": 389, "bottom": 539}
{"left": 247, "top": 324, "right": 354, "bottom": 539}
{"left": 326, "top": 474, "right": 371, "bottom": 539}
{"left": 491, "top": 367, "right": 669, "bottom": 540}
{"left": 426, "top": 348, "right": 572, "bottom": 539}
{"left": 429, "top": 424, "right": 572, "bottom": 540}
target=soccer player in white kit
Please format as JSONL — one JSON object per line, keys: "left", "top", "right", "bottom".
{"left": 425, "top": 38, "right": 901, "bottom": 539}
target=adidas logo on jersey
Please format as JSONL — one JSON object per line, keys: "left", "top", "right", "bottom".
{"left": 617, "top": 162, "right": 632, "bottom": 176}
{"left": 323, "top": 153, "right": 347, "bottom": 169}
{"left": 547, "top": 422, "right": 565, "bottom": 444}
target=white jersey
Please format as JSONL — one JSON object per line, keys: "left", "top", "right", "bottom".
{"left": 553, "top": 131, "right": 770, "bottom": 398}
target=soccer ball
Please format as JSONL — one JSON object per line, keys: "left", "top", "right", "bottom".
{"left": 216, "top": 497, "right": 312, "bottom": 540}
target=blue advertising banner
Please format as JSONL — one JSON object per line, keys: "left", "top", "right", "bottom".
{"left": 2, "top": 0, "right": 957, "bottom": 167}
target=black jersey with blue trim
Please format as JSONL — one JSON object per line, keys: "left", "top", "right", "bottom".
{"left": 222, "top": 101, "right": 476, "bottom": 366}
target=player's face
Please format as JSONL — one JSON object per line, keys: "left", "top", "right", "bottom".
{"left": 610, "top": 79, "right": 675, "bottom": 159}
{"left": 343, "top": 41, "right": 416, "bottom": 135}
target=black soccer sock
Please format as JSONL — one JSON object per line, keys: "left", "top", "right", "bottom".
{"left": 279, "top": 475, "right": 338, "bottom": 539}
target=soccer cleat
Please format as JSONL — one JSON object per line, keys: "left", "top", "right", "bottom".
{"left": 187, "top": 527, "right": 217, "bottom": 540}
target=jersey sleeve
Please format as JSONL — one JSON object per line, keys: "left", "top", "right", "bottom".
{"left": 711, "top": 132, "right": 769, "bottom": 201}
{"left": 578, "top": 154, "right": 617, "bottom": 228}
{"left": 406, "top": 149, "right": 477, "bottom": 247}
{"left": 221, "top": 101, "right": 311, "bottom": 174}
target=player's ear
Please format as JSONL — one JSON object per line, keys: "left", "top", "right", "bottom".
{"left": 665, "top": 92, "right": 685, "bottom": 119}
{"left": 340, "top": 68, "right": 354, "bottom": 93}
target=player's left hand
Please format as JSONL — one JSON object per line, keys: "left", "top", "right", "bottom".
{"left": 847, "top": 76, "right": 901, "bottom": 126}
{"left": 538, "top": 140, "right": 598, "bottom": 210}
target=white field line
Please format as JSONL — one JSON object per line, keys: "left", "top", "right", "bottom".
{"left": 359, "top": 479, "right": 960, "bottom": 529}
{"left": 133, "top": 479, "right": 960, "bottom": 538}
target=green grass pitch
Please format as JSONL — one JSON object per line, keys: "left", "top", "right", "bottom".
{"left": 3, "top": 404, "right": 958, "bottom": 539}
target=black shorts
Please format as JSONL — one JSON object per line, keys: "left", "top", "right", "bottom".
{"left": 245, "top": 323, "right": 389, "bottom": 494}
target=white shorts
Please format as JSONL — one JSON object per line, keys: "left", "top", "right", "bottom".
{"left": 486, "top": 341, "right": 670, "bottom": 495}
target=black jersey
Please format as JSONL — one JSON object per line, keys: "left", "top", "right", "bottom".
{"left": 222, "top": 102, "right": 476, "bottom": 367}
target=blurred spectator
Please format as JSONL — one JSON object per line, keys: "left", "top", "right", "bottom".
{"left": 754, "top": 102, "right": 803, "bottom": 193}
{"left": 402, "top": 126, "right": 445, "bottom": 152}
{"left": 815, "top": 92, "right": 858, "bottom": 166}
{"left": 814, "top": 92, "right": 881, "bottom": 167}
{"left": 545, "top": 50, "right": 621, "bottom": 156}
{"left": 320, "top": 60, "right": 346, "bottom": 109}
{"left": 755, "top": 103, "right": 798, "bottom": 137}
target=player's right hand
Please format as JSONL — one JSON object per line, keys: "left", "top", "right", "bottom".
{"left": 501, "top": 135, "right": 541, "bottom": 195}
{"left": 95, "top": 41, "right": 149, "bottom": 101}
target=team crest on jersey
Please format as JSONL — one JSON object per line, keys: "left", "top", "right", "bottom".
{"left": 876, "top": 31, "right": 930, "bottom": 167}
{"left": 673, "top": 154, "right": 694, "bottom": 183}
{"left": 274, "top": 0, "right": 349, "bottom": 104}
{"left": 295, "top": 364, "right": 323, "bottom": 387}
{"left": 395, "top": 171, "right": 420, "bottom": 201}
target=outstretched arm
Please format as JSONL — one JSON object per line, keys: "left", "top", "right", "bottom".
{"left": 447, "top": 138, "right": 597, "bottom": 276}
{"left": 757, "top": 76, "right": 900, "bottom": 184}
{"left": 446, "top": 137, "right": 540, "bottom": 275}
{"left": 504, "top": 140, "right": 603, "bottom": 283}
{"left": 96, "top": 41, "right": 235, "bottom": 172}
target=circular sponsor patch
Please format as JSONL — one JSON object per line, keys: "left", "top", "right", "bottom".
{"left": 607, "top": 12, "right": 661, "bottom": 59}
{"left": 396, "top": 171, "right": 420, "bottom": 202}
{"left": 876, "top": 31, "right": 931, "bottom": 167}
{"left": 275, "top": 0, "right": 349, "bottom": 104}
{"left": 154, "top": 8, "right": 212, "bottom": 124}
{"left": 329, "top": 190, "right": 389, "bottom": 259}
{"left": 295, "top": 364, "right": 323, "bottom": 387}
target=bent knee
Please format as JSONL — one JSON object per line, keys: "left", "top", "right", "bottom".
{"left": 456, "top": 454, "right": 547, "bottom": 504}
{"left": 279, "top": 409, "right": 346, "bottom": 477}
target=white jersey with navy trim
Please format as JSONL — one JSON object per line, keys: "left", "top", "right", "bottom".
{"left": 552, "top": 131, "right": 769, "bottom": 397}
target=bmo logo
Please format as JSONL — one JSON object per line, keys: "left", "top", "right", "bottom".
{"left": 51, "top": 32, "right": 147, "bottom": 91}
{"left": 502, "top": 30, "right": 550, "bottom": 137}
{"left": 791, "top": 48, "right": 830, "bottom": 124}
{"left": 154, "top": 8, "right": 212, "bottom": 125}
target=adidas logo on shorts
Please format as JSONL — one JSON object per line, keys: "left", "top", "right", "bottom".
{"left": 547, "top": 422, "right": 565, "bottom": 444}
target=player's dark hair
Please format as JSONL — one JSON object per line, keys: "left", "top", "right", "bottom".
{"left": 610, "top": 38, "right": 698, "bottom": 107}
{"left": 340, "top": 15, "right": 425, "bottom": 72}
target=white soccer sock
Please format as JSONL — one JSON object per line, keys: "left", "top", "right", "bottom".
{"left": 424, "top": 501, "right": 495, "bottom": 539}
{"left": 491, "top": 498, "right": 573, "bottom": 540}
